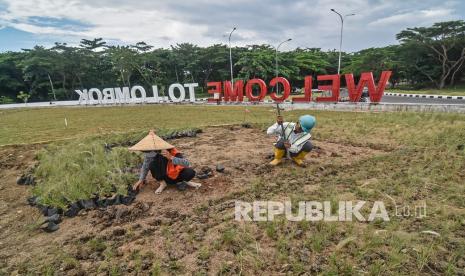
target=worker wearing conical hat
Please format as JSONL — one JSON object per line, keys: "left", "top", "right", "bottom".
{"left": 131, "top": 130, "right": 201, "bottom": 194}
{"left": 267, "top": 114, "right": 315, "bottom": 166}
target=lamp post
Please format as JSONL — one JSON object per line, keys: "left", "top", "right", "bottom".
{"left": 330, "top": 9, "right": 355, "bottom": 75}
{"left": 275, "top": 38, "right": 292, "bottom": 95}
{"left": 228, "top": 27, "right": 237, "bottom": 88}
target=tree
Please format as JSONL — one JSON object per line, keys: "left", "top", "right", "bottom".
{"left": 343, "top": 46, "right": 405, "bottom": 88}
{"left": 17, "top": 91, "right": 30, "bottom": 103}
{"left": 287, "top": 48, "right": 330, "bottom": 88}
{"left": 0, "top": 52, "right": 26, "bottom": 100}
{"left": 79, "top": 38, "right": 107, "bottom": 51}
{"left": 20, "top": 46, "right": 57, "bottom": 101}
{"left": 396, "top": 20, "right": 465, "bottom": 89}
{"left": 106, "top": 46, "right": 138, "bottom": 86}
{"left": 198, "top": 44, "right": 229, "bottom": 86}
{"left": 131, "top": 42, "right": 153, "bottom": 53}
{"left": 171, "top": 43, "right": 201, "bottom": 83}
{"left": 325, "top": 49, "right": 348, "bottom": 75}
{"left": 0, "top": 20, "right": 463, "bottom": 103}
{"left": 236, "top": 44, "right": 275, "bottom": 80}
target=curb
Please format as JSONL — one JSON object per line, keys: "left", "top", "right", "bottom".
{"left": 385, "top": 93, "right": 464, "bottom": 100}
{"left": 285, "top": 102, "right": 465, "bottom": 114}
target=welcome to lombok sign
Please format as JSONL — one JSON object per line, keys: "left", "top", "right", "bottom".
{"left": 74, "top": 71, "right": 391, "bottom": 105}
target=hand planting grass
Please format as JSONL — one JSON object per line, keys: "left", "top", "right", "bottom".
{"left": 30, "top": 127, "right": 203, "bottom": 209}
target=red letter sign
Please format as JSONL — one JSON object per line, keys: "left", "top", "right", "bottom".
{"left": 269, "top": 77, "right": 290, "bottom": 102}
{"left": 292, "top": 76, "right": 312, "bottom": 103}
{"left": 207, "top": 82, "right": 222, "bottom": 102}
{"left": 245, "top": 79, "right": 267, "bottom": 102}
{"left": 345, "top": 71, "right": 392, "bottom": 103}
{"left": 223, "top": 80, "right": 244, "bottom": 102}
{"left": 316, "top": 74, "right": 340, "bottom": 102}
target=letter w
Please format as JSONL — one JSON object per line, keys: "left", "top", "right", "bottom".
{"left": 345, "top": 71, "right": 391, "bottom": 103}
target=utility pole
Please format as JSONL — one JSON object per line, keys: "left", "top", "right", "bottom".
{"left": 228, "top": 27, "right": 237, "bottom": 88}
{"left": 275, "top": 38, "right": 292, "bottom": 95}
{"left": 330, "top": 9, "right": 355, "bottom": 75}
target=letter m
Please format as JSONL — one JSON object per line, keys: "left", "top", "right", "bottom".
{"left": 345, "top": 71, "right": 391, "bottom": 103}
{"left": 114, "top": 87, "right": 130, "bottom": 104}
{"left": 223, "top": 80, "right": 244, "bottom": 102}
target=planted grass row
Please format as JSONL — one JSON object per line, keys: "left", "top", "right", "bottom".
{"left": 32, "top": 128, "right": 201, "bottom": 209}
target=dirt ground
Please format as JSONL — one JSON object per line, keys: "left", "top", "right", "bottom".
{"left": 0, "top": 126, "right": 385, "bottom": 275}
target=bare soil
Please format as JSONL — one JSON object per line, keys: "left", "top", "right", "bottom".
{"left": 0, "top": 126, "right": 384, "bottom": 275}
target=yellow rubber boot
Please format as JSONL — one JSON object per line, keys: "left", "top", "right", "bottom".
{"left": 269, "top": 148, "right": 285, "bottom": 166}
{"left": 292, "top": 151, "right": 309, "bottom": 166}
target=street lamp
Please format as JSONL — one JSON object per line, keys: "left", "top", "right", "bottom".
{"left": 228, "top": 27, "right": 237, "bottom": 88}
{"left": 330, "top": 9, "right": 355, "bottom": 75}
{"left": 275, "top": 38, "right": 292, "bottom": 95}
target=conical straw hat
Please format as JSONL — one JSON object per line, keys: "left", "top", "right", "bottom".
{"left": 129, "top": 130, "right": 174, "bottom": 151}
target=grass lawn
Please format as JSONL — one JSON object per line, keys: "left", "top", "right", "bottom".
{"left": 1, "top": 104, "right": 465, "bottom": 274}
{"left": 0, "top": 105, "right": 273, "bottom": 146}
{"left": 2, "top": 104, "right": 464, "bottom": 147}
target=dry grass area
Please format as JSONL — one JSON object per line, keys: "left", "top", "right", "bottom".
{"left": 0, "top": 105, "right": 464, "bottom": 275}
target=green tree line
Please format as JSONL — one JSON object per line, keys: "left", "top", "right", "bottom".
{"left": 0, "top": 20, "right": 464, "bottom": 103}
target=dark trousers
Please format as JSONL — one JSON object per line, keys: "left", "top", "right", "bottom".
{"left": 275, "top": 140, "right": 313, "bottom": 157}
{"left": 164, "top": 168, "right": 196, "bottom": 185}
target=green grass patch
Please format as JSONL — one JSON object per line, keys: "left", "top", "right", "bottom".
{"left": 31, "top": 127, "right": 205, "bottom": 208}
{"left": 0, "top": 105, "right": 273, "bottom": 145}
{"left": 1, "top": 105, "right": 465, "bottom": 149}
{"left": 33, "top": 141, "right": 139, "bottom": 209}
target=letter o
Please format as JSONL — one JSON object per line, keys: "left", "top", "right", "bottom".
{"left": 130, "top": 86, "right": 147, "bottom": 102}
{"left": 245, "top": 79, "right": 267, "bottom": 102}
{"left": 168, "top": 84, "right": 186, "bottom": 102}
{"left": 88, "top": 88, "right": 103, "bottom": 104}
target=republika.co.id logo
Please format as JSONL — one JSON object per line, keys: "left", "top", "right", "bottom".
{"left": 235, "top": 200, "right": 426, "bottom": 222}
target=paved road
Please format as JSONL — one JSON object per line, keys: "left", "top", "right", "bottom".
{"left": 381, "top": 95, "right": 465, "bottom": 105}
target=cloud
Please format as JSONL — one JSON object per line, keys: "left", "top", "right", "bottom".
{"left": 0, "top": 0, "right": 463, "bottom": 51}
{"left": 368, "top": 8, "right": 454, "bottom": 27}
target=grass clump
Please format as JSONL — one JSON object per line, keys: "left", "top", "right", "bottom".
{"left": 33, "top": 140, "right": 140, "bottom": 209}
{"left": 30, "top": 126, "right": 203, "bottom": 208}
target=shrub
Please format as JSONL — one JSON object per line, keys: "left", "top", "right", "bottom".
{"left": 0, "top": 96, "right": 14, "bottom": 104}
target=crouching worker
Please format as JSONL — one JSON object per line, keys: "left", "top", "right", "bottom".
{"left": 267, "top": 114, "right": 316, "bottom": 166}
{"left": 130, "top": 130, "right": 201, "bottom": 194}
